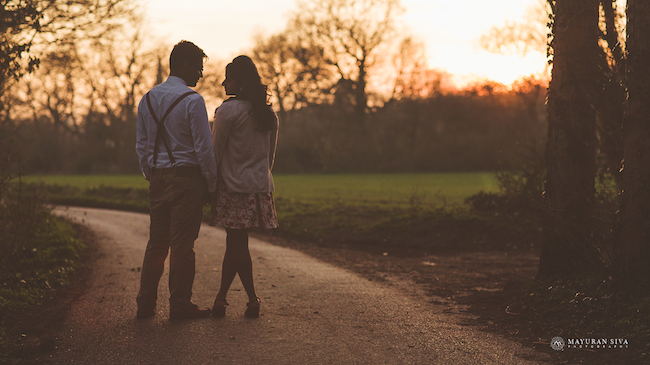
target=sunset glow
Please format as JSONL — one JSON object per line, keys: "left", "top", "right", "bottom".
{"left": 144, "top": 0, "right": 548, "bottom": 87}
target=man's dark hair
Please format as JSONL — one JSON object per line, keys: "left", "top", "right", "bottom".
{"left": 169, "top": 40, "right": 207, "bottom": 72}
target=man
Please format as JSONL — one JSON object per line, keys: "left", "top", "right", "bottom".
{"left": 135, "top": 41, "right": 218, "bottom": 320}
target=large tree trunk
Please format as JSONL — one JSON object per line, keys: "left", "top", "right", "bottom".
{"left": 617, "top": 0, "right": 650, "bottom": 286}
{"left": 596, "top": 0, "right": 625, "bottom": 185}
{"left": 538, "top": 0, "right": 602, "bottom": 279}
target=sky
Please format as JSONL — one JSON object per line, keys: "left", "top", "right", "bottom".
{"left": 142, "top": 0, "right": 548, "bottom": 87}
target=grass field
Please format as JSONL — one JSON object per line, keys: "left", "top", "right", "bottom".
{"left": 22, "top": 172, "right": 500, "bottom": 206}
{"left": 20, "top": 174, "right": 150, "bottom": 190}
{"left": 19, "top": 172, "right": 503, "bottom": 246}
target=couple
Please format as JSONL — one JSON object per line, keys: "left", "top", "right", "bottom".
{"left": 134, "top": 41, "right": 279, "bottom": 320}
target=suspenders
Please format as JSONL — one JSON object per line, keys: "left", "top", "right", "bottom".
{"left": 145, "top": 91, "right": 197, "bottom": 169}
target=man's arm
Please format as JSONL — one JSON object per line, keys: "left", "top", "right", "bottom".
{"left": 135, "top": 98, "right": 151, "bottom": 180}
{"left": 188, "top": 94, "right": 218, "bottom": 192}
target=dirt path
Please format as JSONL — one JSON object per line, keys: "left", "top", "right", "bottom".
{"left": 41, "top": 206, "right": 550, "bottom": 364}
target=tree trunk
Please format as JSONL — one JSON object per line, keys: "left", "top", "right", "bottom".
{"left": 538, "top": 0, "right": 602, "bottom": 279}
{"left": 355, "top": 57, "right": 367, "bottom": 122}
{"left": 596, "top": 0, "right": 625, "bottom": 185}
{"left": 274, "top": 81, "right": 287, "bottom": 122}
{"left": 617, "top": 0, "right": 650, "bottom": 286}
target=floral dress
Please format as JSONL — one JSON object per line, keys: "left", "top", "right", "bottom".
{"left": 208, "top": 179, "right": 278, "bottom": 229}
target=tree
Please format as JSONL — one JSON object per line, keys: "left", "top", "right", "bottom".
{"left": 480, "top": 0, "right": 627, "bottom": 186}
{"left": 83, "top": 28, "right": 156, "bottom": 171}
{"left": 538, "top": 0, "right": 603, "bottom": 279}
{"left": 290, "top": 0, "right": 403, "bottom": 121}
{"left": 595, "top": 0, "right": 626, "bottom": 184}
{"left": 1, "top": 0, "right": 134, "bottom": 88}
{"left": 251, "top": 31, "right": 334, "bottom": 119}
{"left": 617, "top": 0, "right": 650, "bottom": 286}
{"left": 1, "top": 0, "right": 42, "bottom": 87}
{"left": 479, "top": 0, "right": 549, "bottom": 57}
{"left": 14, "top": 19, "right": 162, "bottom": 173}
{"left": 1, "top": 0, "right": 135, "bottom": 154}
{"left": 389, "top": 37, "right": 449, "bottom": 100}
{"left": 194, "top": 57, "right": 227, "bottom": 115}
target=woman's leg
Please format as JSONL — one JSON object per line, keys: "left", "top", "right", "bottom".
{"left": 216, "top": 228, "right": 257, "bottom": 301}
{"left": 230, "top": 228, "right": 257, "bottom": 301}
{"left": 215, "top": 229, "right": 238, "bottom": 301}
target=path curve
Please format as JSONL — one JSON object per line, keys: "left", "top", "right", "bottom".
{"left": 43, "top": 206, "right": 549, "bottom": 364}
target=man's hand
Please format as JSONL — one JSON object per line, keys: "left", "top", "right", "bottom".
{"left": 205, "top": 190, "right": 219, "bottom": 205}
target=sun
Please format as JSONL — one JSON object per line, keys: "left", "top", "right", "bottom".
{"left": 441, "top": 50, "right": 549, "bottom": 88}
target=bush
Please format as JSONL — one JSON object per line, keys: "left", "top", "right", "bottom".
{"left": 0, "top": 161, "right": 85, "bottom": 317}
{"left": 0, "top": 214, "right": 84, "bottom": 314}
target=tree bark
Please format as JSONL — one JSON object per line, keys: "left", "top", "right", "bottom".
{"left": 355, "top": 56, "right": 368, "bottom": 122}
{"left": 617, "top": 0, "right": 650, "bottom": 286}
{"left": 596, "top": 0, "right": 625, "bottom": 185}
{"left": 538, "top": 0, "right": 602, "bottom": 279}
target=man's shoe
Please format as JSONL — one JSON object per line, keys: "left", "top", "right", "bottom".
{"left": 169, "top": 304, "right": 211, "bottom": 320}
{"left": 136, "top": 308, "right": 155, "bottom": 319}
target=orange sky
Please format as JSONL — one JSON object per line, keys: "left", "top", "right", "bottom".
{"left": 143, "top": 0, "right": 551, "bottom": 87}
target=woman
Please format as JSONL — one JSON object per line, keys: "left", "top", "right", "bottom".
{"left": 209, "top": 55, "right": 279, "bottom": 318}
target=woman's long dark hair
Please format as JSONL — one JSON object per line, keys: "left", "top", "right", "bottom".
{"left": 226, "top": 55, "right": 277, "bottom": 131}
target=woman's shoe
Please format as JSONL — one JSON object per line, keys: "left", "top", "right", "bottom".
{"left": 212, "top": 298, "right": 228, "bottom": 318}
{"left": 245, "top": 297, "right": 261, "bottom": 318}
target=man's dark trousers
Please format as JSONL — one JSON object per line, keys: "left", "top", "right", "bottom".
{"left": 136, "top": 171, "right": 206, "bottom": 313}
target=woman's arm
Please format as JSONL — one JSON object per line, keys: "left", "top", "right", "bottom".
{"left": 212, "top": 104, "right": 235, "bottom": 168}
{"left": 268, "top": 113, "right": 279, "bottom": 171}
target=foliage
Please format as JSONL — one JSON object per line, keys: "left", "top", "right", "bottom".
{"left": 273, "top": 81, "right": 546, "bottom": 173}
{"left": 479, "top": 0, "right": 550, "bottom": 57}
{"left": 0, "top": 0, "right": 42, "bottom": 86}
{"left": 251, "top": 32, "right": 334, "bottom": 116}
{"left": 0, "top": 0, "right": 129, "bottom": 331}
{"left": 389, "top": 37, "right": 450, "bottom": 100}
{"left": 480, "top": 0, "right": 626, "bottom": 185}
{"left": 466, "top": 144, "right": 545, "bottom": 223}
{"left": 0, "top": 0, "right": 135, "bottom": 102}
{"left": 0, "top": 157, "right": 84, "bottom": 356}
{"left": 6, "top": 29, "right": 168, "bottom": 173}
{"left": 41, "top": 183, "right": 150, "bottom": 213}
{"left": 5, "top": 74, "right": 548, "bottom": 175}
{"left": 0, "top": 162, "right": 85, "bottom": 319}
{"left": 517, "top": 275, "right": 650, "bottom": 362}
{"left": 3, "top": 0, "right": 548, "bottom": 177}
{"left": 616, "top": 0, "right": 650, "bottom": 285}
{"left": 0, "top": 213, "right": 84, "bottom": 314}
{"left": 288, "top": 0, "right": 404, "bottom": 118}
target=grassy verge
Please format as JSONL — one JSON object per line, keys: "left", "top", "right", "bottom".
{"left": 0, "top": 213, "right": 84, "bottom": 314}
{"left": 41, "top": 184, "right": 150, "bottom": 213}
{"left": 0, "top": 210, "right": 85, "bottom": 355}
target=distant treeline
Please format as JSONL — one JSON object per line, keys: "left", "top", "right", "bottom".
{"left": 276, "top": 83, "right": 546, "bottom": 173}
{"left": 1, "top": 0, "right": 546, "bottom": 175}
{"left": 5, "top": 80, "right": 545, "bottom": 174}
